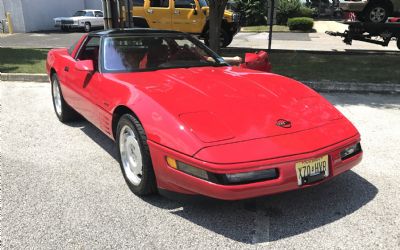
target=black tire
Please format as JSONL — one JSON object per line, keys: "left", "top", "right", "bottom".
{"left": 205, "top": 28, "right": 232, "bottom": 48}
{"left": 51, "top": 73, "right": 80, "bottom": 122}
{"left": 61, "top": 26, "right": 68, "bottom": 32}
{"left": 363, "top": 3, "right": 391, "bottom": 23}
{"left": 84, "top": 22, "right": 91, "bottom": 32}
{"left": 116, "top": 114, "right": 157, "bottom": 196}
{"left": 225, "top": 32, "right": 234, "bottom": 47}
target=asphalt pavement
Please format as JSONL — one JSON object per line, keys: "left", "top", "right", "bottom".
{"left": 1, "top": 82, "right": 400, "bottom": 249}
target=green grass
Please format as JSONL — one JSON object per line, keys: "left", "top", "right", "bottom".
{"left": 1, "top": 48, "right": 399, "bottom": 84}
{"left": 269, "top": 52, "right": 400, "bottom": 83}
{"left": 222, "top": 49, "right": 400, "bottom": 84}
{"left": 0, "top": 48, "right": 49, "bottom": 74}
{"left": 241, "top": 25, "right": 290, "bottom": 33}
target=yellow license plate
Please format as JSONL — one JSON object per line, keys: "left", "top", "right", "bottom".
{"left": 295, "top": 155, "right": 329, "bottom": 186}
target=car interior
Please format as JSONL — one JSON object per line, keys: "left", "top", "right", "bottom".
{"left": 77, "top": 37, "right": 100, "bottom": 70}
{"left": 103, "top": 36, "right": 213, "bottom": 71}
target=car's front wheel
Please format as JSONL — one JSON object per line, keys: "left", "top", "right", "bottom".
{"left": 116, "top": 114, "right": 157, "bottom": 196}
{"left": 364, "top": 3, "right": 391, "bottom": 23}
{"left": 51, "top": 74, "right": 80, "bottom": 122}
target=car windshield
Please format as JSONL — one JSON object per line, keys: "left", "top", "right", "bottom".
{"left": 102, "top": 35, "right": 227, "bottom": 72}
{"left": 73, "top": 11, "right": 91, "bottom": 16}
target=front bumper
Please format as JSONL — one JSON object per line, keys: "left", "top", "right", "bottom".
{"left": 148, "top": 135, "right": 362, "bottom": 200}
{"left": 55, "top": 24, "right": 82, "bottom": 28}
{"left": 339, "top": 1, "right": 368, "bottom": 12}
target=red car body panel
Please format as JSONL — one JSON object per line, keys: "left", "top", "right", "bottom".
{"left": 47, "top": 32, "right": 362, "bottom": 200}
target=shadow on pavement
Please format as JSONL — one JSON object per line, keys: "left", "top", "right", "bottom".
{"left": 145, "top": 171, "right": 377, "bottom": 243}
{"left": 70, "top": 119, "right": 378, "bottom": 244}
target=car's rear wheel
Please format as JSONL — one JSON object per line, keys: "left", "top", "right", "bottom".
{"left": 364, "top": 3, "right": 390, "bottom": 23}
{"left": 116, "top": 114, "right": 157, "bottom": 196}
{"left": 84, "top": 22, "right": 91, "bottom": 32}
{"left": 51, "top": 74, "right": 80, "bottom": 122}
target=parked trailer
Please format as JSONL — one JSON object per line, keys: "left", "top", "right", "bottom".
{"left": 326, "top": 21, "right": 400, "bottom": 50}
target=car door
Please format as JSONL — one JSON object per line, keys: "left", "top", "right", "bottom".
{"left": 172, "top": 0, "right": 205, "bottom": 33}
{"left": 65, "top": 36, "right": 101, "bottom": 125}
{"left": 145, "top": 0, "right": 172, "bottom": 29}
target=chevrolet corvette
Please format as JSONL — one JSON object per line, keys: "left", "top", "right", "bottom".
{"left": 46, "top": 29, "right": 362, "bottom": 200}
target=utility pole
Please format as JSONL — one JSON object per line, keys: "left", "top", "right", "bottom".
{"left": 102, "top": 0, "right": 130, "bottom": 29}
{"left": 268, "top": 0, "right": 275, "bottom": 51}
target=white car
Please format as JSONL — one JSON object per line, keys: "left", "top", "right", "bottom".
{"left": 54, "top": 10, "right": 104, "bottom": 32}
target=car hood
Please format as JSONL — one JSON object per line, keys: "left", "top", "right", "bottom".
{"left": 110, "top": 66, "right": 343, "bottom": 144}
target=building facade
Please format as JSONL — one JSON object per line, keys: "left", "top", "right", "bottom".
{"left": 0, "top": 0, "right": 103, "bottom": 32}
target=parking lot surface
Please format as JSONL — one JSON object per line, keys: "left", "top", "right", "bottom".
{"left": 1, "top": 82, "right": 400, "bottom": 249}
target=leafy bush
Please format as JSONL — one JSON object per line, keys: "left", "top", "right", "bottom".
{"left": 276, "top": 0, "right": 301, "bottom": 25}
{"left": 236, "top": 0, "right": 267, "bottom": 26}
{"left": 287, "top": 17, "right": 314, "bottom": 31}
{"left": 297, "top": 6, "right": 314, "bottom": 18}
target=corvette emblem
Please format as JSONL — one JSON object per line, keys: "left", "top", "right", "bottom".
{"left": 276, "top": 119, "right": 292, "bottom": 128}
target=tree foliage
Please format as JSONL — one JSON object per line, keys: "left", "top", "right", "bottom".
{"left": 276, "top": 0, "right": 301, "bottom": 25}
{"left": 236, "top": 0, "right": 267, "bottom": 26}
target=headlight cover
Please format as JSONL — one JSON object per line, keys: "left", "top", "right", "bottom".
{"left": 222, "top": 169, "right": 278, "bottom": 185}
{"left": 166, "top": 157, "right": 278, "bottom": 185}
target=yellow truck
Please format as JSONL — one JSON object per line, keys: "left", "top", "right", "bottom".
{"left": 131, "top": 0, "right": 241, "bottom": 47}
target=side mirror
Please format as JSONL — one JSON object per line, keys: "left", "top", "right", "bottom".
{"left": 191, "top": 3, "right": 197, "bottom": 15}
{"left": 75, "top": 60, "right": 94, "bottom": 72}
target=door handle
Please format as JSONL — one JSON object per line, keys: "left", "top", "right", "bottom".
{"left": 147, "top": 9, "right": 153, "bottom": 14}
{"left": 64, "top": 66, "right": 69, "bottom": 72}
{"left": 174, "top": 10, "right": 180, "bottom": 14}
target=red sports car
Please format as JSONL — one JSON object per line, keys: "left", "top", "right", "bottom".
{"left": 46, "top": 29, "right": 362, "bottom": 200}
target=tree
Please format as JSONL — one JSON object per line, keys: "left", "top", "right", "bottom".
{"left": 208, "top": 0, "right": 228, "bottom": 52}
{"left": 236, "top": 0, "right": 267, "bottom": 26}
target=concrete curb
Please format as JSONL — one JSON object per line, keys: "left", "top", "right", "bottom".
{"left": 0, "top": 73, "right": 48, "bottom": 82}
{"left": 1, "top": 72, "right": 399, "bottom": 94}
